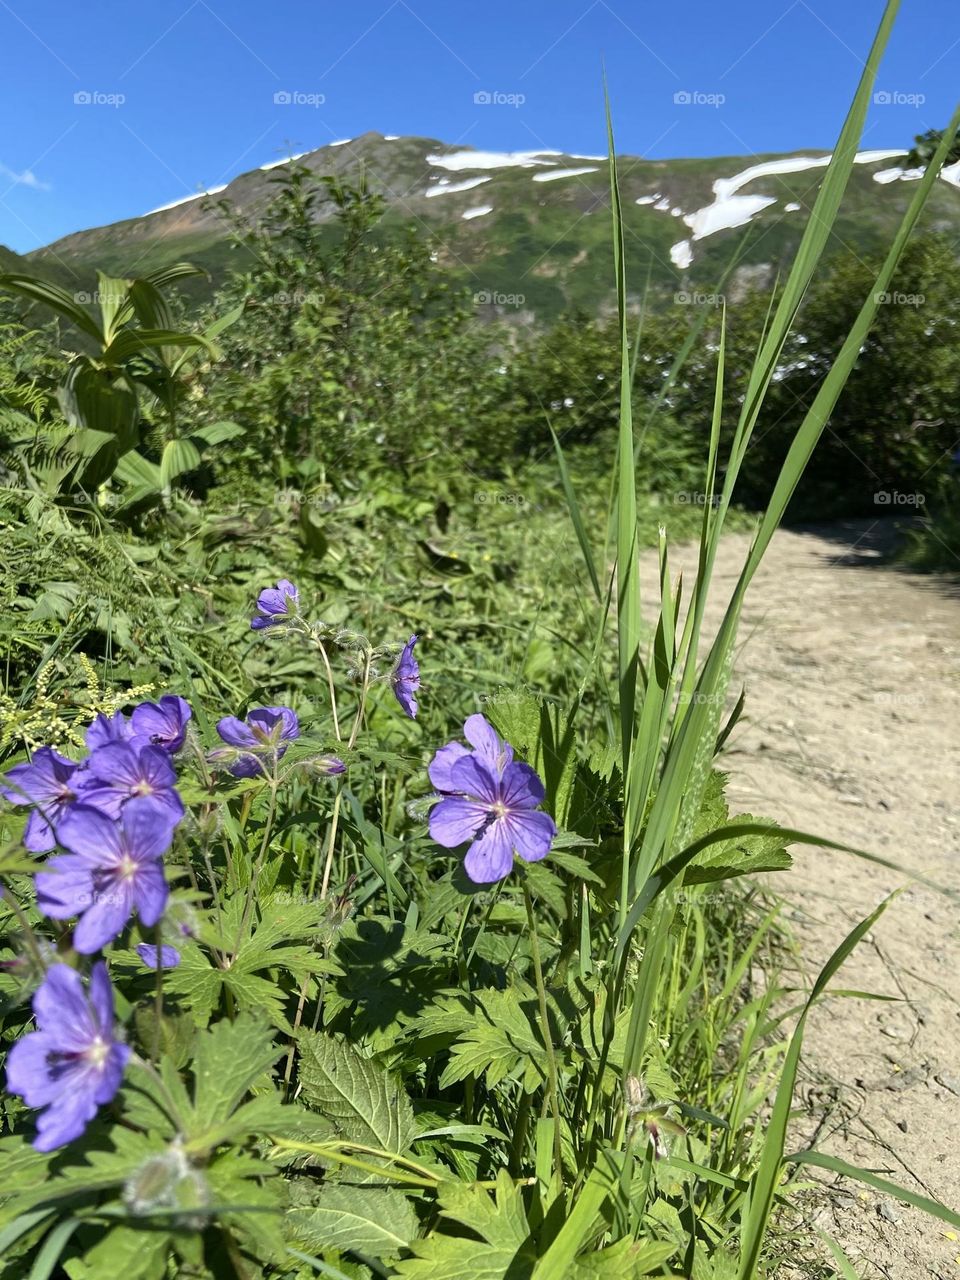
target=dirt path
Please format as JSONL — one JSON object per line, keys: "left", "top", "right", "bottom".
{"left": 642, "top": 520, "right": 960, "bottom": 1279}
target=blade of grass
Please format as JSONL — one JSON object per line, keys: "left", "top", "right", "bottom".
{"left": 736, "top": 896, "right": 893, "bottom": 1279}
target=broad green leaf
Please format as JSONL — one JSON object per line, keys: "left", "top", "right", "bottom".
{"left": 287, "top": 1184, "right": 417, "bottom": 1258}
{"left": 159, "top": 438, "right": 201, "bottom": 489}
{"left": 296, "top": 1033, "right": 417, "bottom": 1156}
{"left": 190, "top": 419, "right": 245, "bottom": 446}
{"left": 0, "top": 274, "right": 104, "bottom": 342}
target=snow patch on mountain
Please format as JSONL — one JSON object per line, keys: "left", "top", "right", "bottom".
{"left": 425, "top": 176, "right": 492, "bottom": 198}
{"left": 428, "top": 150, "right": 559, "bottom": 171}
{"left": 462, "top": 205, "right": 494, "bottom": 219}
{"left": 260, "top": 151, "right": 310, "bottom": 171}
{"left": 676, "top": 149, "right": 910, "bottom": 264}
{"left": 146, "top": 185, "right": 227, "bottom": 215}
{"left": 532, "top": 166, "right": 599, "bottom": 182}
{"left": 670, "top": 240, "right": 693, "bottom": 269}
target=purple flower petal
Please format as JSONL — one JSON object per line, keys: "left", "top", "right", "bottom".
{"left": 1, "top": 748, "right": 84, "bottom": 852}
{"left": 428, "top": 741, "right": 470, "bottom": 793}
{"left": 251, "top": 579, "right": 299, "bottom": 629}
{"left": 215, "top": 716, "right": 257, "bottom": 748}
{"left": 449, "top": 755, "right": 501, "bottom": 806}
{"left": 504, "top": 809, "right": 556, "bottom": 863}
{"left": 130, "top": 696, "right": 192, "bottom": 753}
{"left": 55, "top": 805, "right": 123, "bottom": 864}
{"left": 463, "top": 714, "right": 513, "bottom": 775}
{"left": 428, "top": 796, "right": 489, "bottom": 848}
{"left": 500, "top": 761, "right": 546, "bottom": 811}
{"left": 136, "top": 943, "right": 181, "bottom": 969}
{"left": 85, "top": 712, "right": 135, "bottom": 751}
{"left": 6, "top": 962, "right": 129, "bottom": 1151}
{"left": 392, "top": 635, "right": 420, "bottom": 719}
{"left": 464, "top": 821, "right": 515, "bottom": 884}
{"left": 35, "top": 856, "right": 94, "bottom": 921}
{"left": 132, "top": 862, "right": 169, "bottom": 928}
{"left": 73, "top": 881, "right": 135, "bottom": 954}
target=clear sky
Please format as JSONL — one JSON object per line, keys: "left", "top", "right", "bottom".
{"left": 0, "top": 0, "right": 956, "bottom": 251}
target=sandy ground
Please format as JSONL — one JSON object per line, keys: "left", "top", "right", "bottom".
{"left": 641, "top": 520, "right": 960, "bottom": 1279}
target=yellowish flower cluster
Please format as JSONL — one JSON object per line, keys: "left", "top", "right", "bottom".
{"left": 0, "top": 655, "right": 154, "bottom": 752}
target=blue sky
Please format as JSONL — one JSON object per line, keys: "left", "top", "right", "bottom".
{"left": 0, "top": 0, "right": 956, "bottom": 251}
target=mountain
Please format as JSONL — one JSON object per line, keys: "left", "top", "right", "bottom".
{"left": 21, "top": 132, "right": 960, "bottom": 321}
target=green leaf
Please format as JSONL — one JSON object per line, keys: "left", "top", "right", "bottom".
{"left": 159, "top": 438, "right": 201, "bottom": 489}
{"left": 113, "top": 448, "right": 162, "bottom": 492}
{"left": 296, "top": 1033, "right": 417, "bottom": 1158}
{"left": 682, "top": 817, "right": 792, "bottom": 885}
{"left": 190, "top": 419, "right": 245, "bottom": 446}
{"left": 288, "top": 1184, "right": 417, "bottom": 1259}
{"left": 190, "top": 1014, "right": 283, "bottom": 1136}
{"left": 785, "top": 1149, "right": 960, "bottom": 1231}
{"left": 437, "top": 987, "right": 544, "bottom": 1092}
{"left": 394, "top": 1171, "right": 533, "bottom": 1279}
{"left": 531, "top": 1162, "right": 612, "bottom": 1280}
{"left": 66, "top": 1226, "right": 170, "bottom": 1280}
{"left": 0, "top": 274, "right": 104, "bottom": 342}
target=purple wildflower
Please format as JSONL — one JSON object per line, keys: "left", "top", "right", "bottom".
{"left": 0, "top": 748, "right": 85, "bottom": 853}
{"left": 130, "top": 696, "right": 192, "bottom": 754}
{"left": 428, "top": 713, "right": 513, "bottom": 794}
{"left": 85, "top": 711, "right": 136, "bottom": 752}
{"left": 214, "top": 706, "right": 300, "bottom": 778}
{"left": 78, "top": 743, "right": 184, "bottom": 823}
{"left": 35, "top": 798, "right": 176, "bottom": 954}
{"left": 5, "top": 962, "right": 129, "bottom": 1151}
{"left": 428, "top": 716, "right": 555, "bottom": 884}
{"left": 391, "top": 635, "right": 420, "bottom": 719}
{"left": 135, "top": 943, "right": 181, "bottom": 969}
{"left": 251, "top": 579, "right": 300, "bottom": 630}
{"left": 316, "top": 755, "right": 346, "bottom": 776}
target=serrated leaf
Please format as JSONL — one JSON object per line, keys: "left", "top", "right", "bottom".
{"left": 190, "top": 1014, "right": 283, "bottom": 1136}
{"left": 394, "top": 1171, "right": 533, "bottom": 1279}
{"left": 296, "top": 1033, "right": 416, "bottom": 1158}
{"left": 288, "top": 1184, "right": 417, "bottom": 1259}
{"left": 438, "top": 988, "right": 544, "bottom": 1091}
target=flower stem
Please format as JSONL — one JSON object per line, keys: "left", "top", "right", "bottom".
{"left": 522, "top": 878, "right": 564, "bottom": 1180}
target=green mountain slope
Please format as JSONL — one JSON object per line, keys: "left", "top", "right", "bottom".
{"left": 23, "top": 131, "right": 960, "bottom": 321}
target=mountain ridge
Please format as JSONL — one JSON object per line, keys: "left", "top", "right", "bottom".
{"left": 18, "top": 131, "right": 960, "bottom": 321}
